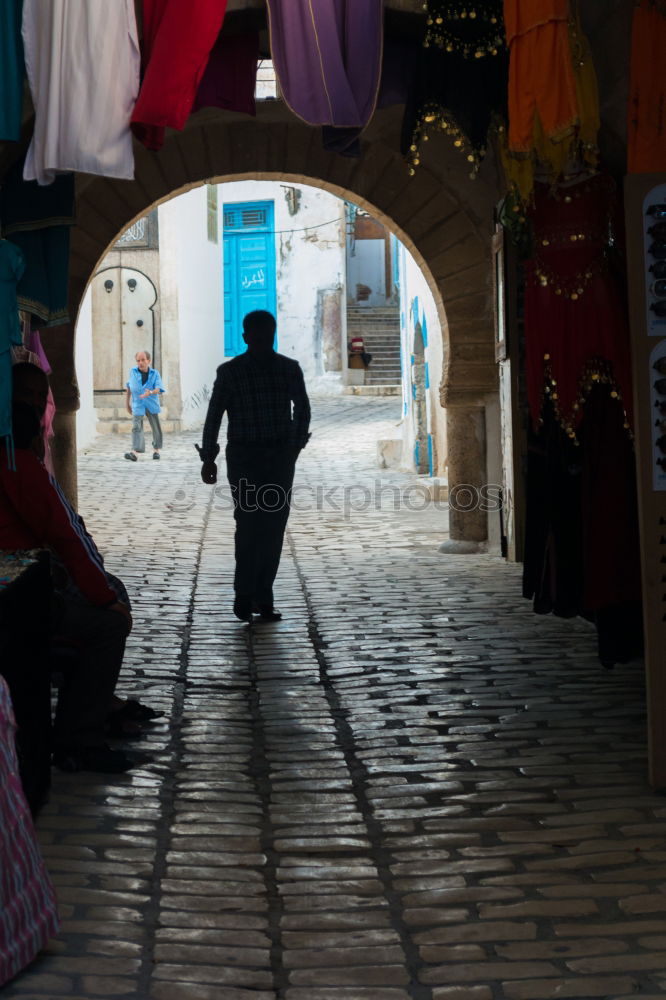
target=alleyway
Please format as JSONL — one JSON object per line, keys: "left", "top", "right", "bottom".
{"left": 7, "top": 396, "right": 666, "bottom": 1000}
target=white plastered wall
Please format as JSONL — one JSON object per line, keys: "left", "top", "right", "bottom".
{"left": 157, "top": 187, "right": 223, "bottom": 430}
{"left": 74, "top": 288, "right": 96, "bottom": 450}
{"left": 398, "top": 244, "right": 447, "bottom": 476}
{"left": 215, "top": 179, "right": 346, "bottom": 384}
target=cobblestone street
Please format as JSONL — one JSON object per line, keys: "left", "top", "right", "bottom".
{"left": 7, "top": 395, "right": 666, "bottom": 1000}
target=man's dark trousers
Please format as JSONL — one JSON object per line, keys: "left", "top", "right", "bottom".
{"left": 226, "top": 441, "right": 297, "bottom": 607}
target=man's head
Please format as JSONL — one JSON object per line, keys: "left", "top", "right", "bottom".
{"left": 11, "top": 400, "right": 42, "bottom": 450}
{"left": 135, "top": 350, "right": 151, "bottom": 372}
{"left": 242, "top": 311, "right": 276, "bottom": 356}
{"left": 12, "top": 362, "right": 49, "bottom": 417}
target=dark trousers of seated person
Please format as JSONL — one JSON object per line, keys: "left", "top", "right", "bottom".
{"left": 226, "top": 441, "right": 296, "bottom": 607}
{"left": 51, "top": 596, "right": 128, "bottom": 748}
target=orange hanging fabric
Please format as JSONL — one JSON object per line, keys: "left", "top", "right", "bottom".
{"left": 628, "top": 0, "right": 666, "bottom": 173}
{"left": 504, "top": 0, "right": 578, "bottom": 154}
{"left": 500, "top": 4, "right": 599, "bottom": 204}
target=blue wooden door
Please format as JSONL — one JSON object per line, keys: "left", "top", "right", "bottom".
{"left": 223, "top": 201, "right": 277, "bottom": 356}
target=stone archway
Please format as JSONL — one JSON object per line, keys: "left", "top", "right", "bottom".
{"left": 54, "top": 115, "right": 499, "bottom": 545}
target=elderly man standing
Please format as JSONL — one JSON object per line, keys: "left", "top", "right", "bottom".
{"left": 125, "top": 349, "right": 165, "bottom": 462}
{"left": 196, "top": 310, "right": 311, "bottom": 623}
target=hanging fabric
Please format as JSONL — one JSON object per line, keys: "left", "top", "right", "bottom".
{"left": 0, "top": 162, "right": 75, "bottom": 327}
{"left": 522, "top": 388, "right": 642, "bottom": 666}
{"left": 403, "top": 2, "right": 508, "bottom": 177}
{"left": 523, "top": 172, "right": 633, "bottom": 438}
{"left": 521, "top": 172, "right": 642, "bottom": 667}
{"left": 322, "top": 36, "right": 421, "bottom": 158}
{"left": 21, "top": 0, "right": 139, "bottom": 185}
{"left": 131, "top": 0, "right": 228, "bottom": 151}
{"left": 0, "top": 0, "right": 24, "bottom": 143}
{"left": 0, "top": 676, "right": 59, "bottom": 988}
{"left": 193, "top": 32, "right": 259, "bottom": 117}
{"left": 628, "top": 0, "right": 666, "bottom": 173}
{"left": 266, "top": 0, "right": 383, "bottom": 128}
{"left": 500, "top": 3, "right": 599, "bottom": 203}
{"left": 505, "top": 0, "right": 577, "bottom": 150}
{"left": 0, "top": 240, "right": 25, "bottom": 447}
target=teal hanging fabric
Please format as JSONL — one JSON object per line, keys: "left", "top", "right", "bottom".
{"left": 0, "top": 161, "right": 74, "bottom": 327}
{"left": 0, "top": 240, "right": 26, "bottom": 445}
{"left": 0, "top": 0, "right": 25, "bottom": 142}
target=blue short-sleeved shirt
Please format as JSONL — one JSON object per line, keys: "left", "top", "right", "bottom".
{"left": 126, "top": 366, "right": 165, "bottom": 415}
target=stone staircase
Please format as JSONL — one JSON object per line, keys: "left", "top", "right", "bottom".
{"left": 95, "top": 396, "right": 180, "bottom": 436}
{"left": 347, "top": 306, "right": 402, "bottom": 386}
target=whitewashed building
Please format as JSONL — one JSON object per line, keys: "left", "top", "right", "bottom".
{"left": 75, "top": 180, "right": 449, "bottom": 486}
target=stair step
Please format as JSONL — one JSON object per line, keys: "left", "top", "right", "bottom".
{"left": 347, "top": 303, "right": 402, "bottom": 389}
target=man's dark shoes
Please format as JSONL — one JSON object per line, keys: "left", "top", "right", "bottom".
{"left": 233, "top": 595, "right": 254, "bottom": 622}
{"left": 253, "top": 604, "right": 282, "bottom": 622}
{"left": 116, "top": 699, "right": 164, "bottom": 723}
{"left": 124, "top": 452, "right": 137, "bottom": 462}
{"left": 53, "top": 743, "right": 136, "bottom": 773}
{"left": 105, "top": 699, "right": 164, "bottom": 737}
{"left": 153, "top": 452, "right": 160, "bottom": 460}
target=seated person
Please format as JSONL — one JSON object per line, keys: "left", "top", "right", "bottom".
{"left": 0, "top": 390, "right": 153, "bottom": 773}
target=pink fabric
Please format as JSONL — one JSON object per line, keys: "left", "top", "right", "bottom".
{"left": 41, "top": 389, "right": 55, "bottom": 476}
{"left": 0, "top": 677, "right": 58, "bottom": 987}
{"left": 14, "top": 331, "right": 55, "bottom": 474}
{"left": 24, "top": 329, "right": 51, "bottom": 374}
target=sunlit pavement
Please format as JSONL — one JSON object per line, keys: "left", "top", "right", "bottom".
{"left": 6, "top": 395, "right": 664, "bottom": 1000}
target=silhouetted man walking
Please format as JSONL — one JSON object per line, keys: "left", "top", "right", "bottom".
{"left": 197, "top": 310, "right": 311, "bottom": 622}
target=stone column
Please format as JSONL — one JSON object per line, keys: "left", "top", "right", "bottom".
{"left": 50, "top": 409, "right": 78, "bottom": 504}
{"left": 439, "top": 402, "right": 488, "bottom": 554}
{"left": 45, "top": 324, "right": 79, "bottom": 507}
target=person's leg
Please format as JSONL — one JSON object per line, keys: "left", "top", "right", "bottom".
{"left": 51, "top": 598, "right": 129, "bottom": 749}
{"left": 226, "top": 443, "right": 263, "bottom": 615}
{"left": 147, "top": 411, "right": 162, "bottom": 453}
{"left": 254, "top": 447, "right": 296, "bottom": 609}
{"left": 131, "top": 414, "right": 145, "bottom": 454}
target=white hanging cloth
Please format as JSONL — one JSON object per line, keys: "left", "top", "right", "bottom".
{"left": 22, "top": 0, "right": 140, "bottom": 186}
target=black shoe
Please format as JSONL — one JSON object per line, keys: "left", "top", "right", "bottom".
{"left": 113, "top": 699, "right": 164, "bottom": 723}
{"left": 53, "top": 743, "right": 137, "bottom": 773}
{"left": 153, "top": 452, "right": 160, "bottom": 460}
{"left": 233, "top": 595, "right": 254, "bottom": 622}
{"left": 253, "top": 604, "right": 282, "bottom": 622}
{"left": 124, "top": 452, "right": 138, "bottom": 462}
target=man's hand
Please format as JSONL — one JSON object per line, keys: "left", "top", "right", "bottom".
{"left": 201, "top": 460, "right": 218, "bottom": 485}
{"left": 108, "top": 600, "right": 133, "bottom": 634}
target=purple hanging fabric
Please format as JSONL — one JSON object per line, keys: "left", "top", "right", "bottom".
{"left": 24, "top": 329, "right": 51, "bottom": 374}
{"left": 266, "top": 0, "right": 383, "bottom": 128}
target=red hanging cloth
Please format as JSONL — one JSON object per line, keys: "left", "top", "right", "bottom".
{"left": 131, "top": 0, "right": 228, "bottom": 151}
{"left": 523, "top": 173, "right": 634, "bottom": 436}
